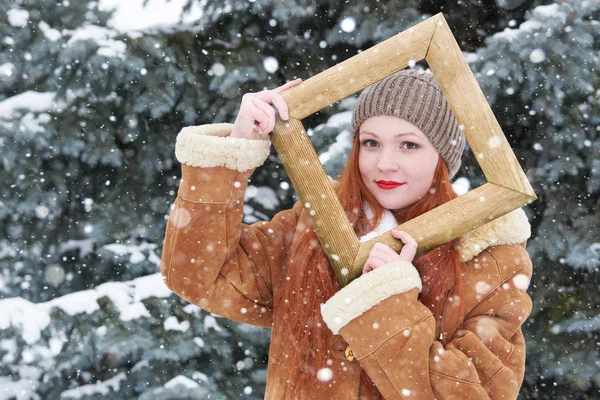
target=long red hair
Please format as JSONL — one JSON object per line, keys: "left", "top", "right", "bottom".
{"left": 275, "top": 133, "right": 465, "bottom": 398}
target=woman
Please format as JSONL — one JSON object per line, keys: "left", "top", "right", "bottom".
{"left": 161, "top": 70, "right": 533, "bottom": 399}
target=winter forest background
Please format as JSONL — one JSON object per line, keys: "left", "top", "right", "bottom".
{"left": 0, "top": 0, "right": 598, "bottom": 398}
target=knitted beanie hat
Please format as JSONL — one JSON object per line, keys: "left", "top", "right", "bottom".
{"left": 351, "top": 69, "right": 466, "bottom": 179}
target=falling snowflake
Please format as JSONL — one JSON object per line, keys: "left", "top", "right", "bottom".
{"left": 263, "top": 56, "right": 279, "bottom": 73}
{"left": 317, "top": 367, "right": 333, "bottom": 382}
{"left": 512, "top": 274, "right": 530, "bottom": 290}
{"left": 529, "top": 48, "right": 546, "bottom": 63}
{"left": 340, "top": 17, "right": 356, "bottom": 33}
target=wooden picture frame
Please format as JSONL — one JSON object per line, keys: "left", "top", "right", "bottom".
{"left": 270, "top": 13, "right": 537, "bottom": 287}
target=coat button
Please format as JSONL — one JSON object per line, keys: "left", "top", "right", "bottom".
{"left": 344, "top": 345, "right": 356, "bottom": 362}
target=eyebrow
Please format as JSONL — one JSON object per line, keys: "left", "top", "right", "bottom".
{"left": 359, "top": 131, "right": 419, "bottom": 139}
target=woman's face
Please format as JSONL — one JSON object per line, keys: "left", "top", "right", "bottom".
{"left": 358, "top": 115, "right": 439, "bottom": 211}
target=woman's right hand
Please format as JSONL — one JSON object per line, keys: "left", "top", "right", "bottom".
{"left": 230, "top": 78, "right": 303, "bottom": 140}
{"left": 362, "top": 230, "right": 418, "bottom": 275}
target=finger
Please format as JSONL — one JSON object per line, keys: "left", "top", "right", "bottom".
{"left": 248, "top": 108, "right": 270, "bottom": 136}
{"left": 391, "top": 230, "right": 418, "bottom": 261}
{"left": 269, "top": 92, "right": 290, "bottom": 121}
{"left": 251, "top": 98, "right": 276, "bottom": 135}
{"left": 372, "top": 242, "right": 400, "bottom": 260}
{"left": 274, "top": 78, "right": 302, "bottom": 94}
{"left": 253, "top": 90, "right": 290, "bottom": 121}
{"left": 363, "top": 257, "right": 385, "bottom": 274}
{"left": 399, "top": 243, "right": 417, "bottom": 263}
{"left": 397, "top": 239, "right": 417, "bottom": 262}
{"left": 391, "top": 229, "right": 407, "bottom": 239}
{"left": 370, "top": 246, "right": 396, "bottom": 266}
{"left": 392, "top": 230, "right": 418, "bottom": 246}
{"left": 248, "top": 100, "right": 269, "bottom": 132}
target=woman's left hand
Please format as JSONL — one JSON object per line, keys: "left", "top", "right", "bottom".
{"left": 362, "top": 230, "right": 418, "bottom": 274}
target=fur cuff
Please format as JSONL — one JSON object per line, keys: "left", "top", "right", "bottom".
{"left": 457, "top": 208, "right": 531, "bottom": 262}
{"left": 175, "top": 123, "right": 271, "bottom": 172}
{"left": 320, "top": 261, "right": 422, "bottom": 335}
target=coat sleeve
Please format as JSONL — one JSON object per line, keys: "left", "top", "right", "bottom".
{"left": 160, "top": 123, "right": 303, "bottom": 328}
{"left": 321, "top": 244, "right": 533, "bottom": 399}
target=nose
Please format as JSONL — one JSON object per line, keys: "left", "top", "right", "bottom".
{"left": 376, "top": 151, "right": 399, "bottom": 172}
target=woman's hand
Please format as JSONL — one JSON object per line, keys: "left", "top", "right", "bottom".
{"left": 362, "top": 230, "right": 418, "bottom": 274}
{"left": 230, "top": 78, "right": 303, "bottom": 141}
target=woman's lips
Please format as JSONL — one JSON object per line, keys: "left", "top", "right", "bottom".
{"left": 376, "top": 181, "right": 405, "bottom": 190}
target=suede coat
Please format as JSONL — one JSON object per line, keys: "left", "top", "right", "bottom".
{"left": 160, "top": 123, "right": 534, "bottom": 400}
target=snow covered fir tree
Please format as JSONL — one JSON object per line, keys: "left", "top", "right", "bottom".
{"left": 0, "top": 0, "right": 598, "bottom": 398}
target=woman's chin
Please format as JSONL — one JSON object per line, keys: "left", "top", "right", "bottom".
{"left": 375, "top": 198, "right": 401, "bottom": 211}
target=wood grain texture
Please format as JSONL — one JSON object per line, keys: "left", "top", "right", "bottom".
{"left": 279, "top": 17, "right": 437, "bottom": 120}
{"left": 349, "top": 183, "right": 536, "bottom": 280}
{"left": 426, "top": 14, "right": 537, "bottom": 198}
{"left": 270, "top": 117, "right": 359, "bottom": 286}
{"left": 269, "top": 13, "right": 537, "bottom": 287}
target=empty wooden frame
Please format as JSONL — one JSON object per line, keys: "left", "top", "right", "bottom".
{"left": 270, "top": 13, "right": 537, "bottom": 287}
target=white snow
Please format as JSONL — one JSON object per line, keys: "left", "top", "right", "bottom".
{"left": 65, "top": 25, "right": 127, "bottom": 60}
{"left": 318, "top": 129, "right": 353, "bottom": 165}
{"left": 57, "top": 238, "right": 96, "bottom": 259}
{"left": 0, "top": 91, "right": 61, "bottom": 120}
{"left": 463, "top": 52, "right": 478, "bottom": 64}
{"left": 492, "top": 3, "right": 568, "bottom": 43}
{"left": 316, "top": 367, "right": 333, "bottom": 382}
{"left": 102, "top": 242, "right": 159, "bottom": 265}
{"left": 7, "top": 8, "right": 30, "bottom": 27}
{"left": 0, "top": 273, "right": 172, "bottom": 344}
{"left": 203, "top": 315, "right": 222, "bottom": 332}
{"left": 340, "top": 17, "right": 356, "bottom": 33}
{"left": 533, "top": 3, "right": 567, "bottom": 24}
{"left": 245, "top": 186, "right": 279, "bottom": 211}
{"left": 263, "top": 56, "right": 279, "bottom": 73}
{"left": 210, "top": 62, "right": 226, "bottom": 77}
{"left": 0, "top": 375, "right": 41, "bottom": 400}
{"left": 492, "top": 19, "right": 543, "bottom": 42}
{"left": 165, "top": 375, "right": 200, "bottom": 389}
{"left": 326, "top": 111, "right": 353, "bottom": 128}
{"left": 38, "top": 21, "right": 62, "bottom": 42}
{"left": 452, "top": 177, "right": 471, "bottom": 196}
{"left": 551, "top": 315, "right": 600, "bottom": 335}
{"left": 99, "top": 0, "right": 203, "bottom": 33}
{"left": 0, "top": 338, "right": 16, "bottom": 364}
{"left": 20, "top": 112, "right": 52, "bottom": 134}
{"left": 60, "top": 372, "right": 126, "bottom": 399}
{"left": 512, "top": 273, "right": 531, "bottom": 290}
{"left": 529, "top": 48, "right": 546, "bottom": 63}
{"left": 164, "top": 316, "right": 190, "bottom": 332}
{"left": 0, "top": 63, "right": 15, "bottom": 78}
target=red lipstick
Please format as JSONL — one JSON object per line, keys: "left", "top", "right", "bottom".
{"left": 376, "top": 180, "right": 405, "bottom": 190}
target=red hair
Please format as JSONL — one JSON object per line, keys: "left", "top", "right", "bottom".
{"left": 274, "top": 133, "right": 465, "bottom": 398}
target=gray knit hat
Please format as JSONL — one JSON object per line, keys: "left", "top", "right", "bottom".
{"left": 351, "top": 69, "right": 466, "bottom": 179}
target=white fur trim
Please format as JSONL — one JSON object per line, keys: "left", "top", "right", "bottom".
{"left": 457, "top": 208, "right": 531, "bottom": 262}
{"left": 175, "top": 123, "right": 271, "bottom": 172}
{"left": 359, "top": 203, "right": 399, "bottom": 244}
{"left": 320, "top": 261, "right": 422, "bottom": 335}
